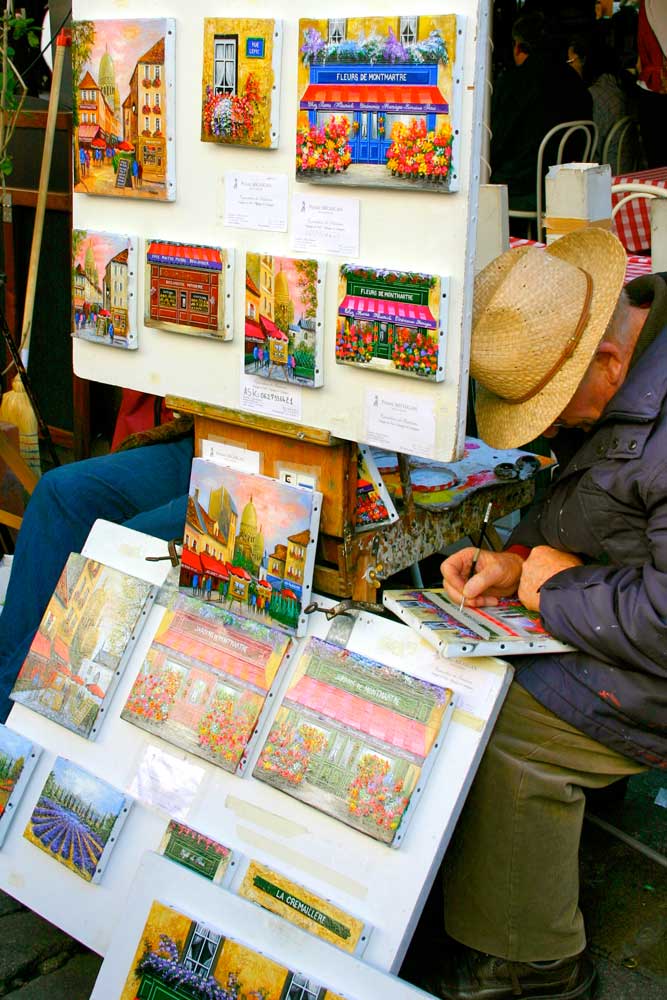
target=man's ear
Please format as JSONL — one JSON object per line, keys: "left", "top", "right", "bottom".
{"left": 594, "top": 340, "right": 624, "bottom": 387}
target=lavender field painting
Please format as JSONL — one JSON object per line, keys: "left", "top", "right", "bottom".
{"left": 24, "top": 757, "right": 131, "bottom": 882}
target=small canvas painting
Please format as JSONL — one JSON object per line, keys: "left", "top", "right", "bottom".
{"left": 0, "top": 725, "right": 41, "bottom": 849}
{"left": 24, "top": 756, "right": 132, "bottom": 883}
{"left": 72, "top": 229, "right": 138, "bottom": 348}
{"left": 239, "top": 859, "right": 368, "bottom": 954}
{"left": 72, "top": 18, "right": 175, "bottom": 200}
{"left": 119, "top": 899, "right": 343, "bottom": 1000}
{"left": 121, "top": 594, "right": 292, "bottom": 772}
{"left": 296, "top": 15, "right": 460, "bottom": 192}
{"left": 336, "top": 265, "right": 448, "bottom": 380}
{"left": 201, "top": 19, "right": 282, "bottom": 149}
{"left": 159, "top": 820, "right": 233, "bottom": 884}
{"left": 10, "top": 554, "right": 154, "bottom": 739}
{"left": 145, "top": 241, "right": 234, "bottom": 340}
{"left": 245, "top": 253, "right": 325, "bottom": 387}
{"left": 254, "top": 637, "right": 453, "bottom": 845}
{"left": 180, "top": 459, "right": 321, "bottom": 636}
{"left": 355, "top": 444, "right": 398, "bottom": 531}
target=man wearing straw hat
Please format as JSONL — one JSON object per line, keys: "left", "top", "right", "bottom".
{"left": 434, "top": 227, "right": 667, "bottom": 1000}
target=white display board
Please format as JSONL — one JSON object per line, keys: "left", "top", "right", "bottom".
{"left": 72, "top": 0, "right": 489, "bottom": 462}
{"left": 91, "top": 852, "right": 435, "bottom": 999}
{"left": 0, "top": 521, "right": 511, "bottom": 968}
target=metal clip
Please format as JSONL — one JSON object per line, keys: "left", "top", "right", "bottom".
{"left": 304, "top": 598, "right": 387, "bottom": 621}
{"left": 145, "top": 538, "right": 182, "bottom": 568}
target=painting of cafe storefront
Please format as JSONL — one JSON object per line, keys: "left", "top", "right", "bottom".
{"left": 145, "top": 241, "right": 230, "bottom": 339}
{"left": 336, "top": 264, "right": 445, "bottom": 381}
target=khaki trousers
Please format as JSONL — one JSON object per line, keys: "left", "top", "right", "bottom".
{"left": 444, "top": 683, "right": 645, "bottom": 962}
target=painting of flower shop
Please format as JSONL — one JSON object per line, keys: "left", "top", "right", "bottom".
{"left": 122, "top": 900, "right": 343, "bottom": 1000}
{"left": 296, "top": 15, "right": 458, "bottom": 191}
{"left": 201, "top": 18, "right": 281, "bottom": 149}
{"left": 245, "top": 253, "right": 324, "bottom": 387}
{"left": 254, "top": 637, "right": 452, "bottom": 845}
{"left": 179, "top": 459, "right": 318, "bottom": 635}
{"left": 336, "top": 264, "right": 446, "bottom": 381}
{"left": 121, "top": 595, "right": 290, "bottom": 773}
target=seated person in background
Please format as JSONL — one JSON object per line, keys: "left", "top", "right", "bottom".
{"left": 636, "top": 0, "right": 667, "bottom": 169}
{"left": 429, "top": 228, "right": 667, "bottom": 1000}
{"left": 490, "top": 13, "right": 593, "bottom": 218}
{"left": 567, "top": 34, "right": 639, "bottom": 173}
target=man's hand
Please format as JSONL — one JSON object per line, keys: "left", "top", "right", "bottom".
{"left": 518, "top": 545, "right": 584, "bottom": 611}
{"left": 441, "top": 549, "right": 525, "bottom": 608}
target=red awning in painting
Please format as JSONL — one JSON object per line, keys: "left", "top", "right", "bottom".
{"left": 181, "top": 547, "right": 203, "bottom": 574}
{"left": 300, "top": 83, "right": 448, "bottom": 114}
{"left": 245, "top": 317, "right": 265, "bottom": 343}
{"left": 70, "top": 675, "right": 85, "bottom": 685}
{"left": 147, "top": 242, "right": 223, "bottom": 271}
{"left": 287, "top": 675, "right": 429, "bottom": 756}
{"left": 117, "top": 140, "right": 134, "bottom": 151}
{"left": 338, "top": 294, "right": 437, "bottom": 329}
{"left": 29, "top": 630, "right": 51, "bottom": 660}
{"left": 86, "top": 684, "right": 105, "bottom": 699}
{"left": 90, "top": 137, "right": 107, "bottom": 148}
{"left": 228, "top": 564, "right": 251, "bottom": 581}
{"left": 259, "top": 315, "right": 287, "bottom": 340}
{"left": 78, "top": 124, "right": 101, "bottom": 142}
{"left": 199, "top": 552, "right": 229, "bottom": 580}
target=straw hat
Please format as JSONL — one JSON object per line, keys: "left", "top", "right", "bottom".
{"left": 471, "top": 228, "right": 627, "bottom": 449}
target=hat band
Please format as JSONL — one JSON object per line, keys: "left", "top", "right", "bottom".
{"left": 507, "top": 268, "right": 593, "bottom": 406}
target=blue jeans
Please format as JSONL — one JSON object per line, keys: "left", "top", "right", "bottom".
{"left": 0, "top": 436, "right": 194, "bottom": 719}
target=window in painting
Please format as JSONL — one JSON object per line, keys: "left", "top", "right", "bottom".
{"left": 286, "top": 973, "right": 322, "bottom": 1000}
{"left": 328, "top": 19, "right": 346, "bottom": 44}
{"left": 182, "top": 923, "right": 222, "bottom": 977}
{"left": 213, "top": 35, "right": 238, "bottom": 96}
{"left": 399, "top": 16, "right": 418, "bottom": 45}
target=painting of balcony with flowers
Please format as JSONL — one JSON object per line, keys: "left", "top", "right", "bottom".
{"left": 119, "top": 900, "right": 345, "bottom": 1000}
{"left": 201, "top": 19, "right": 282, "bottom": 149}
{"left": 121, "top": 594, "right": 291, "bottom": 774}
{"left": 296, "top": 15, "right": 460, "bottom": 192}
{"left": 336, "top": 264, "right": 448, "bottom": 381}
{"left": 254, "top": 637, "right": 453, "bottom": 846}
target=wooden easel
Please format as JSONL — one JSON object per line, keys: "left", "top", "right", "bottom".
{"left": 167, "top": 396, "right": 535, "bottom": 602}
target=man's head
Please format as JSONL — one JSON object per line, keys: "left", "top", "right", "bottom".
{"left": 511, "top": 13, "right": 545, "bottom": 65}
{"left": 471, "top": 229, "right": 630, "bottom": 449}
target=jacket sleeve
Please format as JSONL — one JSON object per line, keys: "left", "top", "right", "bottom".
{"left": 539, "top": 464, "right": 667, "bottom": 675}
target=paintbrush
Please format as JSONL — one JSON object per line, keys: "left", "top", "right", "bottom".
{"left": 459, "top": 501, "right": 493, "bottom": 611}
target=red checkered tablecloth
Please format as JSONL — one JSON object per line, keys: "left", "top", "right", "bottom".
{"left": 611, "top": 167, "right": 667, "bottom": 254}
{"left": 508, "top": 237, "right": 652, "bottom": 285}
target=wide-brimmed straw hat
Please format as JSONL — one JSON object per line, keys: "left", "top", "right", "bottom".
{"left": 471, "top": 228, "right": 627, "bottom": 449}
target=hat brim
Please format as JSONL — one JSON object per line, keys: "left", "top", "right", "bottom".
{"left": 475, "top": 229, "right": 628, "bottom": 449}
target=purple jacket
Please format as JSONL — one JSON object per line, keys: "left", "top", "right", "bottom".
{"left": 509, "top": 275, "right": 667, "bottom": 769}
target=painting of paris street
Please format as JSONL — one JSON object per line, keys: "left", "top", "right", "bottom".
{"left": 179, "top": 459, "right": 321, "bottom": 637}
{"left": 72, "top": 230, "right": 138, "bottom": 349}
{"left": 72, "top": 18, "right": 175, "bottom": 200}
{"left": 244, "top": 252, "right": 325, "bottom": 387}
{"left": 10, "top": 554, "right": 154, "bottom": 739}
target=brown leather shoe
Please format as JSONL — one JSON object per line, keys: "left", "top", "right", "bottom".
{"left": 422, "top": 946, "right": 597, "bottom": 1000}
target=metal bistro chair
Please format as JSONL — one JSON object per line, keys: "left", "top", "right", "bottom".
{"left": 610, "top": 181, "right": 667, "bottom": 220}
{"left": 509, "top": 119, "right": 599, "bottom": 243}
{"left": 601, "top": 115, "right": 641, "bottom": 176}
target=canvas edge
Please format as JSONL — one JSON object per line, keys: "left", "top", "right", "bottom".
{"left": 269, "top": 20, "right": 283, "bottom": 150}
{"left": 355, "top": 443, "right": 399, "bottom": 533}
{"left": 0, "top": 733, "right": 42, "bottom": 850}
{"left": 163, "top": 19, "right": 177, "bottom": 201}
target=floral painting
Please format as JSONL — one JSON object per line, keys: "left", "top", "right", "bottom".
{"left": 119, "top": 900, "right": 344, "bottom": 1000}
{"left": 245, "top": 253, "right": 325, "bottom": 387}
{"left": 72, "top": 229, "right": 138, "bottom": 349}
{"left": 72, "top": 18, "right": 176, "bottom": 200}
{"left": 201, "top": 19, "right": 282, "bottom": 149}
{"left": 10, "top": 554, "right": 154, "bottom": 740}
{"left": 121, "top": 594, "right": 291, "bottom": 773}
{"left": 336, "top": 264, "right": 447, "bottom": 381}
{"left": 355, "top": 445, "right": 398, "bottom": 531}
{"left": 0, "top": 725, "right": 40, "bottom": 847}
{"left": 24, "top": 757, "right": 131, "bottom": 883}
{"left": 179, "top": 459, "right": 321, "bottom": 636}
{"left": 254, "top": 637, "right": 453, "bottom": 846}
{"left": 144, "top": 240, "right": 234, "bottom": 340}
{"left": 296, "top": 15, "right": 459, "bottom": 192}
